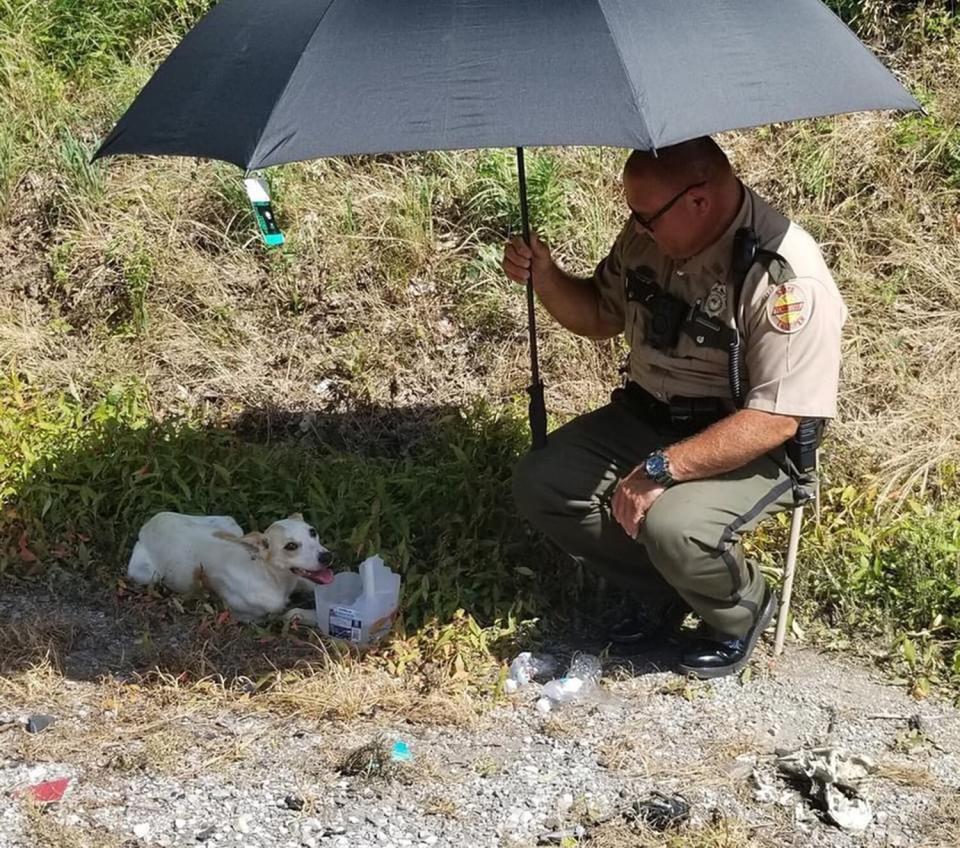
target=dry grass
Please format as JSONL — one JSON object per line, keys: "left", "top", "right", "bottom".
{"left": 423, "top": 795, "right": 460, "bottom": 818}
{"left": 596, "top": 734, "right": 648, "bottom": 774}
{"left": 584, "top": 816, "right": 780, "bottom": 848}
{"left": 0, "top": 617, "right": 76, "bottom": 676}
{"left": 917, "top": 793, "right": 960, "bottom": 847}
{"left": 0, "top": 8, "right": 957, "bottom": 507}
{"left": 20, "top": 801, "right": 126, "bottom": 848}
{"left": 875, "top": 758, "right": 938, "bottom": 787}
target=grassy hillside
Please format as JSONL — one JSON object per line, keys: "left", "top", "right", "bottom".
{"left": 2, "top": 1, "right": 959, "bottom": 692}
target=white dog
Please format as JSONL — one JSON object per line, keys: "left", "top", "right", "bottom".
{"left": 127, "top": 512, "right": 334, "bottom": 621}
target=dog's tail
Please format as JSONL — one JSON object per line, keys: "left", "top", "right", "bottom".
{"left": 127, "top": 540, "right": 160, "bottom": 585}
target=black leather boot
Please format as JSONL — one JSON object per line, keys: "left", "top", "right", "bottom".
{"left": 677, "top": 590, "right": 777, "bottom": 679}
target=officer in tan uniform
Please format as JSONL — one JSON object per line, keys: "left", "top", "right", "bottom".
{"left": 504, "top": 137, "right": 846, "bottom": 678}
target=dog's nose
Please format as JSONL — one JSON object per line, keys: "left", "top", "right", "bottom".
{"left": 318, "top": 550, "right": 333, "bottom": 566}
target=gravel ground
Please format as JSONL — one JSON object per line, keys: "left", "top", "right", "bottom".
{"left": 1, "top": 586, "right": 958, "bottom": 848}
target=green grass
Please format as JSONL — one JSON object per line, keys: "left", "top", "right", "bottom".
{"left": 894, "top": 102, "right": 960, "bottom": 187}
{"left": 7, "top": 0, "right": 214, "bottom": 76}
{"left": 0, "top": 376, "right": 557, "bottom": 629}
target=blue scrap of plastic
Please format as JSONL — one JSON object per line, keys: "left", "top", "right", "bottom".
{"left": 390, "top": 740, "right": 412, "bottom": 762}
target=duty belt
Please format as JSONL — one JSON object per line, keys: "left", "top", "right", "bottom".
{"left": 613, "top": 381, "right": 730, "bottom": 435}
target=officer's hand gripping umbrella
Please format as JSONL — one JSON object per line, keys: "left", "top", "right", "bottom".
{"left": 93, "top": 0, "right": 919, "bottom": 450}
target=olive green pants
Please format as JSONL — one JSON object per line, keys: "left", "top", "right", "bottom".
{"left": 512, "top": 399, "right": 797, "bottom": 638}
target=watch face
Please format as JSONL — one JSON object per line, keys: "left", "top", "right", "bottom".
{"left": 646, "top": 454, "right": 667, "bottom": 478}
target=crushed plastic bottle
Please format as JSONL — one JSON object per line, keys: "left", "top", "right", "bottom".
{"left": 536, "top": 652, "right": 602, "bottom": 712}
{"left": 313, "top": 555, "right": 401, "bottom": 647}
{"left": 505, "top": 651, "right": 559, "bottom": 692}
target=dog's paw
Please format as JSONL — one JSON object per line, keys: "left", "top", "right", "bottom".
{"left": 283, "top": 608, "right": 317, "bottom": 628}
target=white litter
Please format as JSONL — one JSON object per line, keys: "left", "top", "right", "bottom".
{"left": 776, "top": 747, "right": 876, "bottom": 832}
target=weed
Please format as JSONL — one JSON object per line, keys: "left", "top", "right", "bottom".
{"left": 464, "top": 148, "right": 575, "bottom": 244}
{"left": 338, "top": 736, "right": 398, "bottom": 779}
{"left": 18, "top": 0, "right": 214, "bottom": 76}
{"left": 472, "top": 754, "right": 501, "bottom": 778}
{"left": 895, "top": 105, "right": 960, "bottom": 186}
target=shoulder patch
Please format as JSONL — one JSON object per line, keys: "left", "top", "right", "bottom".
{"left": 766, "top": 282, "right": 812, "bottom": 334}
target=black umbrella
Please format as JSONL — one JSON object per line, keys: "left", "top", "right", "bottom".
{"left": 93, "top": 0, "right": 920, "bottom": 449}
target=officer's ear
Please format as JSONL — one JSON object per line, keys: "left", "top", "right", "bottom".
{"left": 689, "top": 189, "right": 712, "bottom": 219}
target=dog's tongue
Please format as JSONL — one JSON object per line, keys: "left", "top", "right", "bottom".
{"left": 294, "top": 567, "right": 335, "bottom": 586}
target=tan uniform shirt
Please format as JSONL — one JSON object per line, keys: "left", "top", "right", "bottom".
{"left": 593, "top": 184, "right": 847, "bottom": 418}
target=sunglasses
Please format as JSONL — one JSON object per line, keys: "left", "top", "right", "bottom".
{"left": 630, "top": 181, "right": 707, "bottom": 231}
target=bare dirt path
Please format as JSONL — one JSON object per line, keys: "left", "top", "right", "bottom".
{"left": 1, "top": 583, "right": 958, "bottom": 848}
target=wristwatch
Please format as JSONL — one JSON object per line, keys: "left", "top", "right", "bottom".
{"left": 643, "top": 449, "right": 676, "bottom": 487}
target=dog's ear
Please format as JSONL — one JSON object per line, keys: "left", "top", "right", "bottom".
{"left": 239, "top": 532, "right": 269, "bottom": 555}
{"left": 214, "top": 530, "right": 268, "bottom": 555}
{"left": 287, "top": 512, "right": 304, "bottom": 522}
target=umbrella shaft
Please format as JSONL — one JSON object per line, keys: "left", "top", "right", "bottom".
{"left": 516, "top": 147, "right": 540, "bottom": 387}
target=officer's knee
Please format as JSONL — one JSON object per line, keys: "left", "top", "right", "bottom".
{"left": 642, "top": 502, "right": 702, "bottom": 572}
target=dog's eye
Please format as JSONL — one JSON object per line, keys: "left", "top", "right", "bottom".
{"left": 284, "top": 542, "right": 300, "bottom": 552}
{"left": 308, "top": 528, "right": 317, "bottom": 538}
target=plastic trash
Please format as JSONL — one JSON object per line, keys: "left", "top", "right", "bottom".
{"left": 390, "top": 740, "right": 412, "bottom": 762}
{"left": 626, "top": 792, "right": 691, "bottom": 831}
{"left": 506, "top": 652, "right": 559, "bottom": 691}
{"left": 776, "top": 747, "right": 876, "bottom": 832}
{"left": 536, "top": 652, "right": 602, "bottom": 712}
{"left": 313, "top": 555, "right": 401, "bottom": 647}
{"left": 15, "top": 777, "right": 70, "bottom": 804}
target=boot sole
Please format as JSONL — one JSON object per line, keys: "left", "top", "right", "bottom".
{"left": 676, "top": 592, "right": 777, "bottom": 680}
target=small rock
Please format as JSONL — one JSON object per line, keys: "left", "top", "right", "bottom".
{"left": 133, "top": 822, "right": 151, "bottom": 839}
{"left": 284, "top": 795, "right": 305, "bottom": 811}
{"left": 196, "top": 826, "right": 216, "bottom": 842}
{"left": 724, "top": 760, "right": 755, "bottom": 781}
{"left": 236, "top": 816, "right": 251, "bottom": 834}
{"left": 26, "top": 715, "right": 56, "bottom": 734}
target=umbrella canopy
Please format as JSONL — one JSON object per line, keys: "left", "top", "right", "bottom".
{"left": 92, "top": 0, "right": 920, "bottom": 451}
{"left": 93, "top": 0, "right": 918, "bottom": 169}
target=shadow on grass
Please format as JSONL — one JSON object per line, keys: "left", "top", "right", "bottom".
{"left": 1, "top": 388, "right": 680, "bottom": 685}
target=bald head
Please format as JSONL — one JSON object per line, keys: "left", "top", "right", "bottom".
{"left": 625, "top": 137, "right": 732, "bottom": 190}
{"left": 621, "top": 137, "right": 743, "bottom": 259}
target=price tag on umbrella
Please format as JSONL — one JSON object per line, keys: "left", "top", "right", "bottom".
{"left": 243, "top": 177, "right": 285, "bottom": 247}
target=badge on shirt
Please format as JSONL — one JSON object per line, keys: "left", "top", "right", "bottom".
{"left": 767, "top": 282, "right": 812, "bottom": 333}
{"left": 704, "top": 282, "right": 727, "bottom": 317}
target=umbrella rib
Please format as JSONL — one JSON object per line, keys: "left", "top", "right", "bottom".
{"left": 595, "top": 0, "right": 654, "bottom": 150}
{"left": 247, "top": 0, "right": 341, "bottom": 170}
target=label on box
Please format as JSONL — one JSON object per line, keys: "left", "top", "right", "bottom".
{"left": 329, "top": 606, "right": 363, "bottom": 643}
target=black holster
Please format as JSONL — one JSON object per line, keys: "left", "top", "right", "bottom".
{"left": 785, "top": 417, "right": 824, "bottom": 504}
